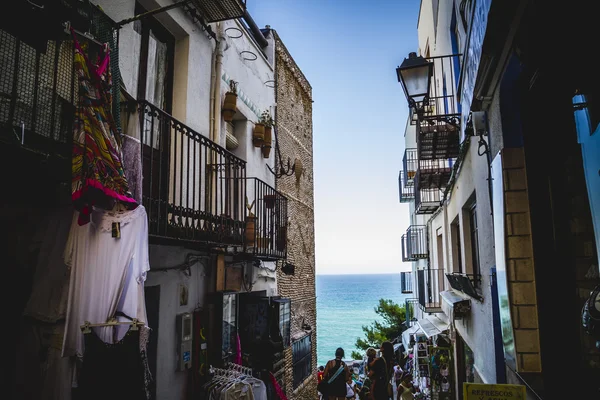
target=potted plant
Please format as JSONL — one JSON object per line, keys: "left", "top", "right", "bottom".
{"left": 222, "top": 80, "right": 238, "bottom": 122}
{"left": 260, "top": 110, "right": 274, "bottom": 158}
{"left": 245, "top": 196, "right": 256, "bottom": 246}
{"left": 252, "top": 120, "right": 264, "bottom": 148}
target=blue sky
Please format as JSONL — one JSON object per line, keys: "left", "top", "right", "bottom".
{"left": 248, "top": 0, "right": 420, "bottom": 275}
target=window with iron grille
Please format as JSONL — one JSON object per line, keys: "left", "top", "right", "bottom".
{"left": 469, "top": 203, "right": 481, "bottom": 287}
{"left": 0, "top": 28, "right": 76, "bottom": 148}
{"left": 292, "top": 335, "right": 312, "bottom": 389}
{"left": 278, "top": 300, "right": 291, "bottom": 347}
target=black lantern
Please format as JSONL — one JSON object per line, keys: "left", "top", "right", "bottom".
{"left": 396, "top": 52, "right": 433, "bottom": 109}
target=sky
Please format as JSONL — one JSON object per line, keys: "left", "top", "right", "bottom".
{"left": 247, "top": 0, "right": 421, "bottom": 275}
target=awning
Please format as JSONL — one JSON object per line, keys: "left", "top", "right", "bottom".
{"left": 416, "top": 314, "right": 450, "bottom": 338}
{"left": 440, "top": 290, "right": 471, "bottom": 320}
{"left": 401, "top": 324, "right": 424, "bottom": 351}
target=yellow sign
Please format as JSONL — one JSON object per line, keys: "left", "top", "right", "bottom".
{"left": 463, "top": 383, "right": 526, "bottom": 400}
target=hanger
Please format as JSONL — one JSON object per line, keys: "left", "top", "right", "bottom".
{"left": 80, "top": 317, "right": 145, "bottom": 334}
{"left": 63, "top": 21, "right": 104, "bottom": 48}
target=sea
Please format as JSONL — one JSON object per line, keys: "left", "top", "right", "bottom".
{"left": 316, "top": 273, "right": 410, "bottom": 367}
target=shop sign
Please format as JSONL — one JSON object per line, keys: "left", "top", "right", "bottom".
{"left": 463, "top": 383, "right": 525, "bottom": 400}
{"left": 459, "top": 0, "right": 492, "bottom": 141}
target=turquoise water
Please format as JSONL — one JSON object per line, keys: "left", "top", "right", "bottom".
{"left": 316, "top": 273, "right": 410, "bottom": 367}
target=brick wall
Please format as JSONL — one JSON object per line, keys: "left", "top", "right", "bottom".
{"left": 273, "top": 30, "right": 317, "bottom": 400}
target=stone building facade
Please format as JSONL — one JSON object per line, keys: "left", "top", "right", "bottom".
{"left": 272, "top": 29, "right": 317, "bottom": 400}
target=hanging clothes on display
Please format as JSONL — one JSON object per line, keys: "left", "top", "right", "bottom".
{"left": 62, "top": 205, "right": 150, "bottom": 358}
{"left": 203, "top": 364, "right": 268, "bottom": 400}
{"left": 23, "top": 204, "right": 73, "bottom": 323}
{"left": 14, "top": 199, "right": 75, "bottom": 400}
{"left": 70, "top": 30, "right": 137, "bottom": 226}
{"left": 77, "top": 321, "right": 148, "bottom": 400}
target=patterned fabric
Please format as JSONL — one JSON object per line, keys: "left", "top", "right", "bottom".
{"left": 71, "top": 31, "right": 137, "bottom": 225}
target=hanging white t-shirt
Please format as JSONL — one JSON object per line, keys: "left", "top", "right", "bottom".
{"left": 62, "top": 205, "right": 150, "bottom": 358}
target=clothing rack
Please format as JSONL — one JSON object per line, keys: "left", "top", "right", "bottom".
{"left": 80, "top": 318, "right": 145, "bottom": 334}
{"left": 209, "top": 363, "right": 253, "bottom": 377}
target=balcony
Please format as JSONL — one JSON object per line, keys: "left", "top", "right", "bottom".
{"left": 414, "top": 170, "right": 441, "bottom": 214}
{"left": 446, "top": 273, "right": 483, "bottom": 301}
{"left": 244, "top": 177, "right": 288, "bottom": 260}
{"left": 417, "top": 269, "right": 445, "bottom": 313}
{"left": 136, "top": 101, "right": 246, "bottom": 247}
{"left": 187, "top": 0, "right": 247, "bottom": 23}
{"left": 412, "top": 54, "right": 461, "bottom": 160}
{"left": 401, "top": 225, "right": 428, "bottom": 261}
{"left": 398, "top": 170, "right": 414, "bottom": 203}
{"left": 417, "top": 158, "right": 454, "bottom": 189}
{"left": 401, "top": 271, "right": 413, "bottom": 294}
{"left": 403, "top": 148, "right": 418, "bottom": 183}
{"left": 417, "top": 121, "right": 460, "bottom": 160}
{"left": 405, "top": 298, "right": 419, "bottom": 327}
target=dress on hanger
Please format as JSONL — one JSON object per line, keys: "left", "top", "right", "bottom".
{"left": 62, "top": 206, "right": 150, "bottom": 358}
{"left": 70, "top": 30, "right": 137, "bottom": 226}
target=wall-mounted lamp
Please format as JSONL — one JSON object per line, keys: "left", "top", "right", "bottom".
{"left": 396, "top": 52, "right": 433, "bottom": 113}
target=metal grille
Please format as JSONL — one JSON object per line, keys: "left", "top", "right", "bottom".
{"left": 190, "top": 0, "right": 247, "bottom": 23}
{"left": 0, "top": 29, "right": 76, "bottom": 146}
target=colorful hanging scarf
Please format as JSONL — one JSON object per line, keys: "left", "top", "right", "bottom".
{"left": 71, "top": 30, "right": 137, "bottom": 225}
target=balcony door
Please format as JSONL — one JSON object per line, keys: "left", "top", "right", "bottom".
{"left": 136, "top": 2, "right": 174, "bottom": 215}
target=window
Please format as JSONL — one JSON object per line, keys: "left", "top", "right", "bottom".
{"left": 292, "top": 335, "right": 312, "bottom": 388}
{"left": 279, "top": 300, "right": 291, "bottom": 347}
{"left": 436, "top": 228, "right": 444, "bottom": 271}
{"left": 451, "top": 218, "right": 463, "bottom": 273}
{"left": 469, "top": 204, "right": 481, "bottom": 286}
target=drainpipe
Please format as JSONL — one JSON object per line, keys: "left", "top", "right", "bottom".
{"left": 242, "top": 10, "right": 268, "bottom": 48}
{"left": 211, "top": 22, "right": 225, "bottom": 144}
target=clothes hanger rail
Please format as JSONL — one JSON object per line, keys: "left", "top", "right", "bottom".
{"left": 80, "top": 318, "right": 145, "bottom": 334}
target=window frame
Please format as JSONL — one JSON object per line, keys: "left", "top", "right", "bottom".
{"left": 292, "top": 334, "right": 312, "bottom": 389}
{"left": 468, "top": 202, "right": 481, "bottom": 287}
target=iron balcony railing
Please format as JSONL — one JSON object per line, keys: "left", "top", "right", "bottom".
{"left": 245, "top": 177, "right": 287, "bottom": 260}
{"left": 403, "top": 148, "right": 418, "bottom": 184}
{"left": 405, "top": 298, "right": 419, "bottom": 327}
{"left": 401, "top": 271, "right": 413, "bottom": 294}
{"left": 417, "top": 120, "right": 460, "bottom": 160}
{"left": 446, "top": 272, "right": 483, "bottom": 301}
{"left": 417, "top": 268, "right": 445, "bottom": 313}
{"left": 402, "top": 225, "right": 428, "bottom": 261}
{"left": 409, "top": 54, "right": 461, "bottom": 126}
{"left": 414, "top": 170, "right": 441, "bottom": 214}
{"left": 410, "top": 54, "right": 461, "bottom": 160}
{"left": 188, "top": 0, "right": 247, "bottom": 23}
{"left": 398, "top": 170, "right": 415, "bottom": 203}
{"left": 136, "top": 100, "right": 246, "bottom": 247}
{"left": 417, "top": 158, "right": 455, "bottom": 189}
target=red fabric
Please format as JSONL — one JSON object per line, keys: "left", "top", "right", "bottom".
{"left": 235, "top": 333, "right": 242, "bottom": 365}
{"left": 269, "top": 372, "right": 288, "bottom": 400}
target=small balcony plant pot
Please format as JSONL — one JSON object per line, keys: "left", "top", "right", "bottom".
{"left": 222, "top": 92, "right": 237, "bottom": 122}
{"left": 264, "top": 194, "right": 276, "bottom": 209}
{"left": 261, "top": 145, "right": 272, "bottom": 158}
{"left": 245, "top": 215, "right": 256, "bottom": 246}
{"left": 253, "top": 123, "right": 265, "bottom": 147}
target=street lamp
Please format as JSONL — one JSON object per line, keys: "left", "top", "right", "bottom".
{"left": 396, "top": 52, "right": 433, "bottom": 110}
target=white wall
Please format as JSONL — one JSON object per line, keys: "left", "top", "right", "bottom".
{"left": 145, "top": 246, "right": 213, "bottom": 400}
{"left": 443, "top": 137, "right": 497, "bottom": 383}
{"left": 220, "top": 18, "right": 276, "bottom": 187}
